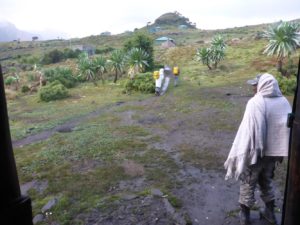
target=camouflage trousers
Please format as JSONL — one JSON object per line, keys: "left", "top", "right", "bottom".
{"left": 239, "top": 157, "right": 281, "bottom": 208}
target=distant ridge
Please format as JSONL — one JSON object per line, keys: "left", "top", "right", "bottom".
{"left": 0, "top": 20, "right": 69, "bottom": 42}
{"left": 0, "top": 21, "right": 37, "bottom": 42}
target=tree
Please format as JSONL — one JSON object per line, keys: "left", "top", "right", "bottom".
{"left": 195, "top": 48, "right": 212, "bottom": 70}
{"left": 210, "top": 35, "right": 226, "bottom": 69}
{"left": 108, "top": 50, "right": 124, "bottom": 83}
{"left": 41, "top": 49, "right": 65, "bottom": 65}
{"left": 78, "top": 52, "right": 96, "bottom": 84}
{"left": 92, "top": 56, "right": 107, "bottom": 84}
{"left": 195, "top": 35, "right": 226, "bottom": 70}
{"left": 123, "top": 33, "right": 154, "bottom": 70}
{"left": 263, "top": 21, "right": 300, "bottom": 76}
{"left": 125, "top": 48, "right": 149, "bottom": 79}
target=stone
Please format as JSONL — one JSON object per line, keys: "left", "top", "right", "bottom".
{"left": 151, "top": 188, "right": 164, "bottom": 197}
{"left": 33, "top": 214, "right": 44, "bottom": 224}
{"left": 122, "top": 194, "right": 137, "bottom": 200}
{"left": 42, "top": 198, "right": 58, "bottom": 213}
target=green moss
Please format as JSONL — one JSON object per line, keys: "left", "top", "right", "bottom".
{"left": 167, "top": 194, "right": 183, "bottom": 209}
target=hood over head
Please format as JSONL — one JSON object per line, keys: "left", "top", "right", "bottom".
{"left": 257, "top": 73, "right": 282, "bottom": 97}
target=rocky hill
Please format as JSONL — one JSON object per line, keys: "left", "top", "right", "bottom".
{"left": 151, "top": 11, "right": 196, "bottom": 29}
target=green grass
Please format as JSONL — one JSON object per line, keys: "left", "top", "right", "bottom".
{"left": 8, "top": 82, "right": 149, "bottom": 140}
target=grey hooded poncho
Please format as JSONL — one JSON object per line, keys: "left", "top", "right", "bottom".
{"left": 224, "top": 73, "right": 291, "bottom": 180}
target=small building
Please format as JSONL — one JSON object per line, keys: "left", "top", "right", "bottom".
{"left": 161, "top": 39, "right": 176, "bottom": 48}
{"left": 72, "top": 45, "right": 95, "bottom": 56}
{"left": 100, "top": 31, "right": 111, "bottom": 36}
{"left": 155, "top": 36, "right": 174, "bottom": 44}
{"left": 148, "top": 26, "right": 161, "bottom": 33}
{"left": 178, "top": 24, "right": 188, "bottom": 30}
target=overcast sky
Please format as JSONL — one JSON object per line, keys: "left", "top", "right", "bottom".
{"left": 1, "top": 0, "right": 300, "bottom": 38}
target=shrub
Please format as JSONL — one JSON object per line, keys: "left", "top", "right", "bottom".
{"left": 63, "top": 48, "right": 82, "bottom": 59}
{"left": 4, "top": 76, "right": 17, "bottom": 85}
{"left": 41, "top": 49, "right": 65, "bottom": 65}
{"left": 276, "top": 74, "right": 297, "bottom": 95}
{"left": 39, "top": 81, "right": 69, "bottom": 102}
{"left": 124, "top": 72, "right": 155, "bottom": 94}
{"left": 43, "top": 67, "right": 77, "bottom": 88}
{"left": 21, "top": 85, "right": 30, "bottom": 93}
{"left": 27, "top": 72, "right": 38, "bottom": 82}
{"left": 19, "top": 55, "right": 39, "bottom": 65}
{"left": 95, "top": 46, "right": 115, "bottom": 54}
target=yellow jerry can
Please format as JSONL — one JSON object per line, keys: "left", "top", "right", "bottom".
{"left": 153, "top": 70, "right": 160, "bottom": 80}
{"left": 173, "top": 66, "right": 179, "bottom": 75}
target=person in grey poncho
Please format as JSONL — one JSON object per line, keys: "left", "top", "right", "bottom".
{"left": 160, "top": 65, "right": 173, "bottom": 96}
{"left": 224, "top": 73, "right": 291, "bottom": 225}
{"left": 155, "top": 65, "right": 173, "bottom": 96}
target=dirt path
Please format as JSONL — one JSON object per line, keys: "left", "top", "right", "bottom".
{"left": 96, "top": 85, "right": 284, "bottom": 225}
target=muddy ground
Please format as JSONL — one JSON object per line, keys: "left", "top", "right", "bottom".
{"left": 16, "top": 84, "right": 285, "bottom": 225}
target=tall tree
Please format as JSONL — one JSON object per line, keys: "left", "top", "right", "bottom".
{"left": 195, "top": 47, "right": 212, "bottom": 70}
{"left": 210, "top": 35, "right": 226, "bottom": 69}
{"left": 78, "top": 52, "right": 95, "bottom": 84}
{"left": 263, "top": 21, "right": 300, "bottom": 76}
{"left": 123, "top": 33, "right": 154, "bottom": 70}
{"left": 195, "top": 35, "right": 226, "bottom": 70}
{"left": 108, "top": 50, "right": 124, "bottom": 83}
{"left": 125, "top": 48, "right": 149, "bottom": 79}
{"left": 92, "top": 56, "right": 107, "bottom": 84}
